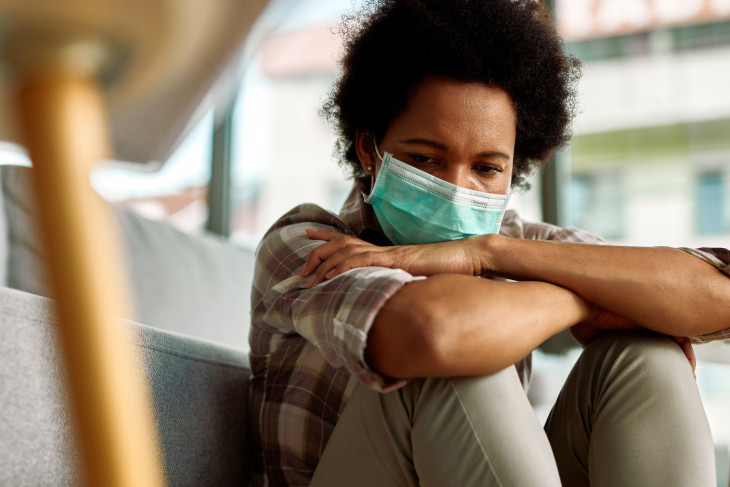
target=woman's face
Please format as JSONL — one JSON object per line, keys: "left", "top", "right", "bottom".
{"left": 357, "top": 77, "right": 516, "bottom": 195}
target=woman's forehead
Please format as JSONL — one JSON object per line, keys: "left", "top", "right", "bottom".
{"left": 384, "top": 78, "right": 517, "bottom": 152}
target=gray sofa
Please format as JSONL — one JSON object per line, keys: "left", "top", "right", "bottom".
{"left": 0, "top": 165, "right": 257, "bottom": 486}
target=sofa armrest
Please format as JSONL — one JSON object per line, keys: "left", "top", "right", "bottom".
{"left": 134, "top": 313, "right": 253, "bottom": 486}
{"left": 0, "top": 286, "right": 252, "bottom": 486}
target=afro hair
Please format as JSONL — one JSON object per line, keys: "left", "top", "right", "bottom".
{"left": 322, "top": 0, "right": 581, "bottom": 189}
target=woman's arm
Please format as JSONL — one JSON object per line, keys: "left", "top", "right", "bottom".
{"left": 364, "top": 274, "right": 599, "bottom": 379}
{"left": 476, "top": 235, "right": 730, "bottom": 337}
{"left": 301, "top": 228, "right": 730, "bottom": 341}
{"left": 300, "top": 229, "right": 639, "bottom": 378}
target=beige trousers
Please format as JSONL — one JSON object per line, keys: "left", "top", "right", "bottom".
{"left": 310, "top": 332, "right": 716, "bottom": 486}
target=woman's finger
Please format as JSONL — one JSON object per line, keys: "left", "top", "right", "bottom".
{"left": 324, "top": 250, "right": 384, "bottom": 280}
{"left": 306, "top": 246, "right": 364, "bottom": 287}
{"left": 306, "top": 228, "right": 347, "bottom": 240}
{"left": 306, "top": 244, "right": 400, "bottom": 287}
{"left": 299, "top": 233, "right": 356, "bottom": 277}
{"left": 672, "top": 336, "right": 697, "bottom": 380}
{"left": 299, "top": 243, "right": 331, "bottom": 277}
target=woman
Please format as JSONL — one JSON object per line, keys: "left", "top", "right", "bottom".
{"left": 249, "top": 1, "right": 730, "bottom": 485}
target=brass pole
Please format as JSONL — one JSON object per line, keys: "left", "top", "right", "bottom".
{"left": 15, "top": 71, "right": 165, "bottom": 486}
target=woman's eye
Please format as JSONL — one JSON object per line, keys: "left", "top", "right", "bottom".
{"left": 410, "top": 154, "right": 436, "bottom": 165}
{"left": 475, "top": 164, "right": 501, "bottom": 175}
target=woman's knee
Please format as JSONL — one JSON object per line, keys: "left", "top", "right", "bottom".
{"left": 411, "top": 368, "right": 561, "bottom": 487}
{"left": 579, "top": 330, "right": 696, "bottom": 402}
{"left": 585, "top": 330, "right": 688, "bottom": 372}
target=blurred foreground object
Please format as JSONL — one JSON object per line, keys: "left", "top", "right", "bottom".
{"left": 0, "top": 0, "right": 269, "bottom": 485}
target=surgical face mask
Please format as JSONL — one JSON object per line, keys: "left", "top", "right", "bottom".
{"left": 363, "top": 144, "right": 510, "bottom": 245}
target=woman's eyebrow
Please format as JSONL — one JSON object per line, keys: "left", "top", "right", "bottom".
{"left": 399, "top": 138, "right": 510, "bottom": 160}
{"left": 476, "top": 151, "right": 511, "bottom": 160}
{"left": 399, "top": 138, "right": 449, "bottom": 151}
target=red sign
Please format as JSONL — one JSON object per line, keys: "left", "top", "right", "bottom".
{"left": 557, "top": 0, "right": 730, "bottom": 41}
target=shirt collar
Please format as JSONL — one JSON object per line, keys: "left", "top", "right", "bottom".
{"left": 339, "top": 178, "right": 392, "bottom": 246}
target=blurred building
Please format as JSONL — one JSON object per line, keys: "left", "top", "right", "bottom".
{"left": 559, "top": 0, "right": 730, "bottom": 246}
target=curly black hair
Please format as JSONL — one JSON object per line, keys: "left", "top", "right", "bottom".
{"left": 322, "top": 0, "right": 581, "bottom": 189}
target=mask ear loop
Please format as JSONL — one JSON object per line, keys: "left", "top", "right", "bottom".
{"left": 369, "top": 139, "right": 384, "bottom": 193}
{"left": 372, "top": 139, "right": 384, "bottom": 164}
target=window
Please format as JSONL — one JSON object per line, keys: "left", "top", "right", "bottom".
{"left": 696, "top": 171, "right": 726, "bottom": 235}
{"left": 91, "top": 111, "right": 214, "bottom": 233}
{"left": 567, "top": 170, "right": 623, "bottom": 240}
{"left": 228, "top": 0, "right": 363, "bottom": 246}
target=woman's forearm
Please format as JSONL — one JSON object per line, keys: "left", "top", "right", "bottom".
{"left": 477, "top": 235, "right": 730, "bottom": 337}
{"left": 366, "top": 274, "right": 593, "bottom": 378}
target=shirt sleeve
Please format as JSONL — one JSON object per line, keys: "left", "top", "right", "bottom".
{"left": 253, "top": 208, "right": 421, "bottom": 391}
{"left": 500, "top": 209, "right": 605, "bottom": 244}
{"left": 678, "top": 247, "right": 730, "bottom": 343}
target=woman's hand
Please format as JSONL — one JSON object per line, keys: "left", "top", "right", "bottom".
{"left": 671, "top": 336, "right": 697, "bottom": 379}
{"left": 298, "top": 228, "right": 481, "bottom": 287}
{"left": 570, "top": 307, "right": 639, "bottom": 347}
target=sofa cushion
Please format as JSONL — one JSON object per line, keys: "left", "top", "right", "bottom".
{"left": 0, "top": 164, "right": 255, "bottom": 350}
{"left": 135, "top": 312, "right": 253, "bottom": 486}
{"left": 0, "top": 166, "right": 7, "bottom": 286}
{"left": 0, "top": 285, "right": 252, "bottom": 486}
{"left": 115, "top": 206, "right": 255, "bottom": 349}
{"left": 1, "top": 165, "right": 46, "bottom": 297}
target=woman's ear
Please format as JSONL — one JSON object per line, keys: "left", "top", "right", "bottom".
{"left": 355, "top": 130, "right": 377, "bottom": 176}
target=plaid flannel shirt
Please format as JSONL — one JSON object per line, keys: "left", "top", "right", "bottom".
{"left": 249, "top": 184, "right": 730, "bottom": 486}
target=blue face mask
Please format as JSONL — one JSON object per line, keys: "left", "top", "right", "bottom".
{"left": 363, "top": 145, "right": 510, "bottom": 245}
